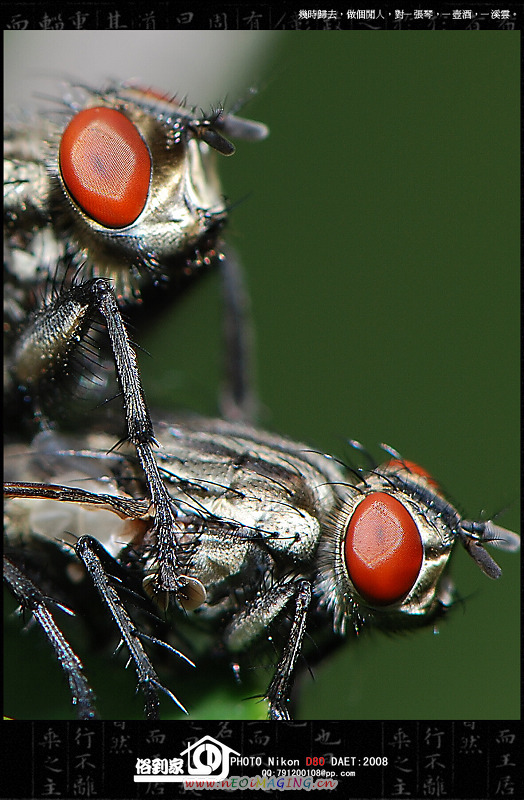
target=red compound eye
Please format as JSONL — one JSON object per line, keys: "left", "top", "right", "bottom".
{"left": 59, "top": 107, "right": 151, "bottom": 228}
{"left": 345, "top": 492, "right": 423, "bottom": 606}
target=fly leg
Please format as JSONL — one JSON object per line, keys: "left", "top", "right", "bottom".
{"left": 219, "top": 247, "right": 257, "bottom": 424}
{"left": 89, "top": 279, "right": 182, "bottom": 594}
{"left": 74, "top": 535, "right": 188, "bottom": 719}
{"left": 265, "top": 580, "right": 312, "bottom": 720}
{"left": 225, "top": 578, "right": 312, "bottom": 720}
{"left": 4, "top": 480, "right": 151, "bottom": 519}
{"left": 12, "top": 276, "right": 182, "bottom": 596}
{"left": 3, "top": 556, "right": 96, "bottom": 720}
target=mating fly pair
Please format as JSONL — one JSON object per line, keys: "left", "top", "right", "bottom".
{"left": 3, "top": 81, "right": 519, "bottom": 720}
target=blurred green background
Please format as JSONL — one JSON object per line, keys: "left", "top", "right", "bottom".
{"left": 4, "top": 31, "right": 519, "bottom": 720}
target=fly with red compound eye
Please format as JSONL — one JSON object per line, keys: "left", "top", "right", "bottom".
{"left": 4, "top": 81, "right": 268, "bottom": 607}
{"left": 4, "top": 420, "right": 519, "bottom": 720}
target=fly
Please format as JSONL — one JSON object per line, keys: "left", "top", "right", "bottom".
{"left": 4, "top": 80, "right": 268, "bottom": 610}
{"left": 4, "top": 418, "right": 519, "bottom": 720}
